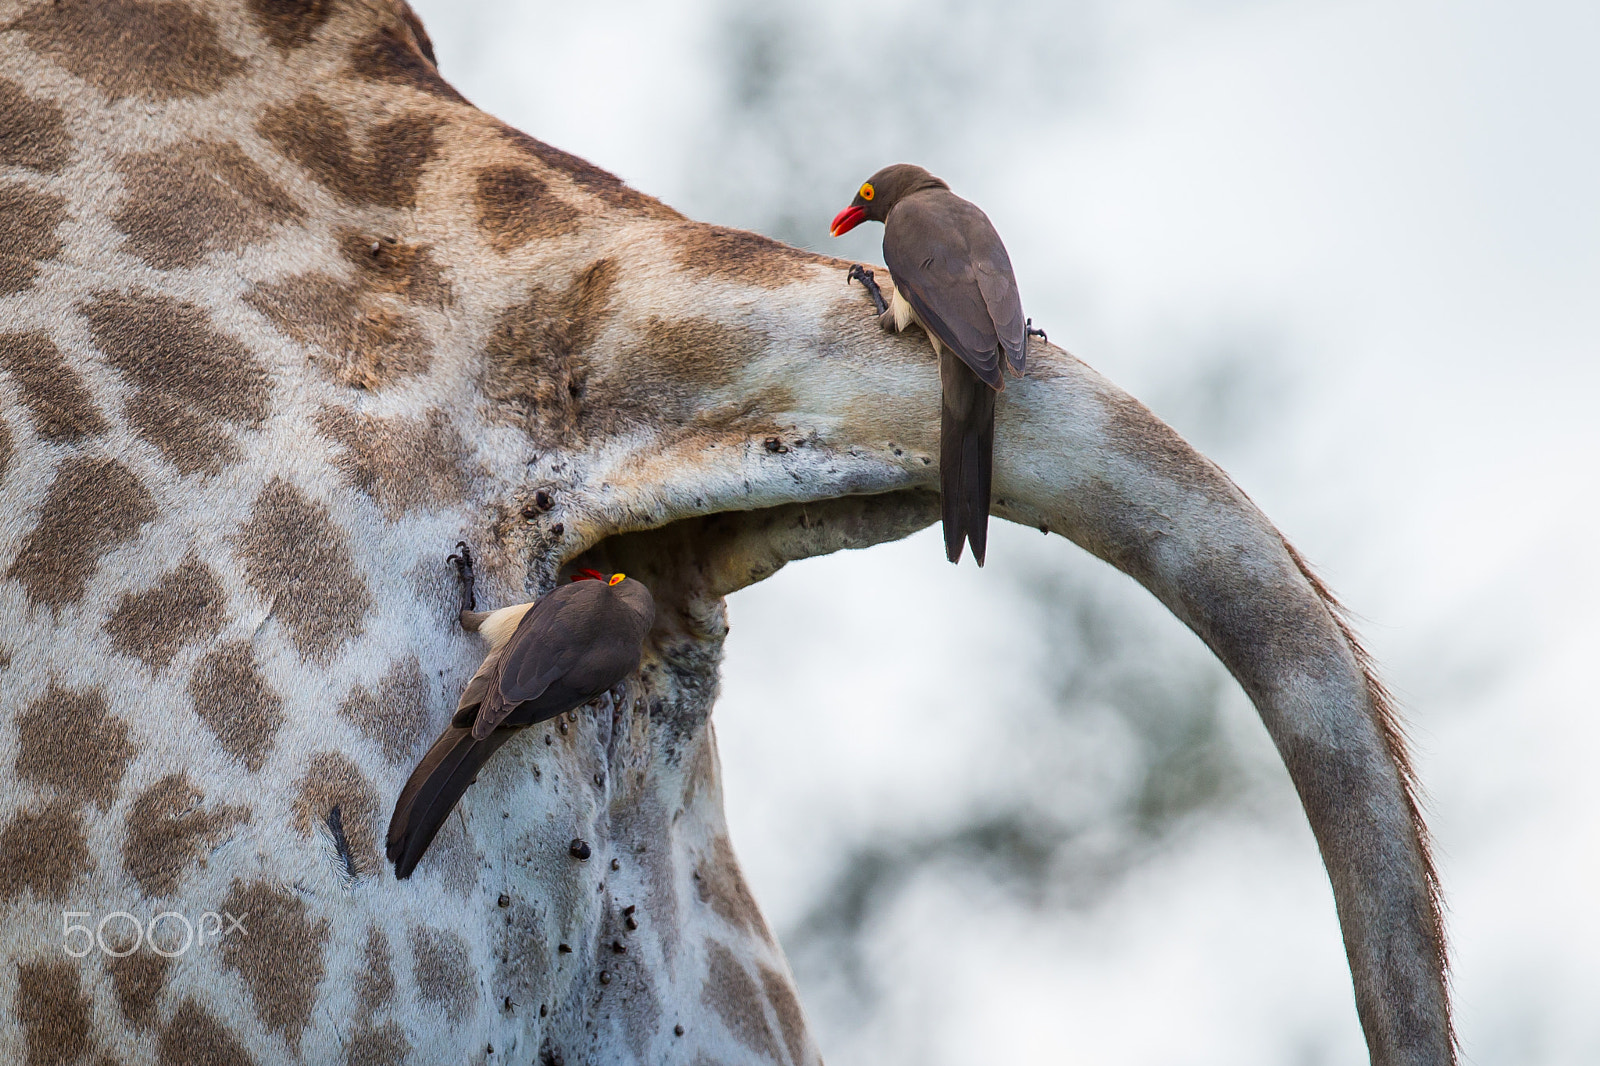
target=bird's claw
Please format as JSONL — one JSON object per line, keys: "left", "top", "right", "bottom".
{"left": 847, "top": 264, "right": 889, "bottom": 316}
{"left": 448, "top": 541, "right": 477, "bottom": 611}
{"left": 1025, "top": 318, "right": 1047, "bottom": 342}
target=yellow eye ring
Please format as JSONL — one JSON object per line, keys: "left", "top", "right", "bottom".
{"left": 609, "top": 573, "right": 626, "bottom": 585}
{"left": 859, "top": 182, "right": 875, "bottom": 201}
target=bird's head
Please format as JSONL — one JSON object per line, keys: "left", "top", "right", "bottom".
{"left": 829, "top": 163, "right": 948, "bottom": 236}
{"left": 571, "top": 568, "right": 627, "bottom": 586}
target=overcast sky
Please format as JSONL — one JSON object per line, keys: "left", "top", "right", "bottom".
{"left": 414, "top": 2, "right": 1600, "bottom": 1062}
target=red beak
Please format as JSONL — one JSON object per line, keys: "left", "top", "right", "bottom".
{"left": 830, "top": 205, "right": 868, "bottom": 237}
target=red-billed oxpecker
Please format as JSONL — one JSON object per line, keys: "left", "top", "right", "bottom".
{"left": 387, "top": 545, "right": 654, "bottom": 879}
{"left": 831, "top": 163, "right": 1033, "bottom": 566}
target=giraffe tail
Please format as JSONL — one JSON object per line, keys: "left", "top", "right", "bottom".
{"left": 386, "top": 722, "right": 511, "bottom": 879}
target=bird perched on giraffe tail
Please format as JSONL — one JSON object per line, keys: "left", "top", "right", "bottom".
{"left": 387, "top": 546, "right": 654, "bottom": 879}
{"left": 831, "top": 163, "right": 1035, "bottom": 566}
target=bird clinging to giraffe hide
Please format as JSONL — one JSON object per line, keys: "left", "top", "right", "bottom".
{"left": 832, "top": 163, "right": 1041, "bottom": 566}
{"left": 0, "top": 2, "right": 1450, "bottom": 1064}
{"left": 388, "top": 547, "right": 655, "bottom": 880}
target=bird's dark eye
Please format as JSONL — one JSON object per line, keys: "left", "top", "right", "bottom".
{"left": 860, "top": 182, "right": 875, "bottom": 201}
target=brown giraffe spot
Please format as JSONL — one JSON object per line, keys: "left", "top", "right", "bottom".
{"left": 395, "top": 1, "right": 438, "bottom": 64}
{"left": 491, "top": 897, "right": 554, "bottom": 1026}
{"left": 592, "top": 938, "right": 664, "bottom": 1061}
{"left": 420, "top": 811, "right": 480, "bottom": 897}
{"left": 474, "top": 165, "right": 583, "bottom": 252}
{"left": 218, "top": 879, "right": 330, "bottom": 1048}
{"left": 1101, "top": 390, "right": 1235, "bottom": 498}
{"left": 336, "top": 227, "right": 452, "bottom": 307}
{"left": 316, "top": 407, "right": 471, "bottom": 520}
{"left": 410, "top": 925, "right": 476, "bottom": 1023}
{"left": 245, "top": 272, "right": 428, "bottom": 390}
{"left": 695, "top": 835, "right": 772, "bottom": 941}
{"left": 188, "top": 640, "right": 283, "bottom": 771}
{"left": 0, "top": 802, "right": 91, "bottom": 901}
{"left": 245, "top": 0, "right": 331, "bottom": 51}
{"left": 236, "top": 478, "right": 371, "bottom": 659}
{"left": 554, "top": 315, "right": 773, "bottom": 445}
{"left": 635, "top": 807, "right": 685, "bottom": 954}
{"left": 616, "top": 317, "right": 764, "bottom": 409}
{"left": 15, "top": 959, "right": 92, "bottom": 1066}
{"left": 0, "top": 184, "right": 67, "bottom": 296}
{"left": 348, "top": 23, "right": 464, "bottom": 103}
{"left": 481, "top": 259, "right": 618, "bottom": 439}
{"left": 337, "top": 655, "right": 433, "bottom": 762}
{"left": 10, "top": 0, "right": 245, "bottom": 102}
{"left": 6, "top": 456, "right": 156, "bottom": 605}
{"left": 104, "top": 554, "right": 227, "bottom": 671}
{"left": 499, "top": 125, "right": 680, "bottom": 220}
{"left": 681, "top": 728, "right": 717, "bottom": 809}
{"left": 669, "top": 224, "right": 836, "bottom": 289}
{"left": 346, "top": 1021, "right": 411, "bottom": 1066}
{"left": 16, "top": 682, "right": 134, "bottom": 810}
{"left": 115, "top": 141, "right": 304, "bottom": 270}
{"left": 356, "top": 925, "right": 395, "bottom": 1016}
{"left": 124, "top": 392, "right": 236, "bottom": 475}
{"left": 123, "top": 773, "right": 250, "bottom": 897}
{"left": 701, "top": 942, "right": 783, "bottom": 1062}
{"left": 258, "top": 94, "right": 442, "bottom": 209}
{"left": 84, "top": 291, "right": 271, "bottom": 476}
{"left": 158, "top": 999, "right": 255, "bottom": 1066}
{"left": 0, "top": 332, "right": 107, "bottom": 443}
{"left": 106, "top": 949, "right": 172, "bottom": 1029}
{"left": 0, "top": 79, "right": 71, "bottom": 172}
{"left": 290, "top": 752, "right": 380, "bottom": 876}
{"left": 759, "top": 964, "right": 809, "bottom": 1066}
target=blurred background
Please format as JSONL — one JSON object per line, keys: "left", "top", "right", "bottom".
{"left": 413, "top": 2, "right": 1599, "bottom": 1062}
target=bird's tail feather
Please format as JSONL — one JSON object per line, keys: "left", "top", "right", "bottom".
{"left": 940, "top": 349, "right": 996, "bottom": 566}
{"left": 386, "top": 723, "right": 511, "bottom": 879}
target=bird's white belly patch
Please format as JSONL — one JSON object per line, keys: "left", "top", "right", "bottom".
{"left": 480, "top": 602, "right": 534, "bottom": 651}
{"left": 890, "top": 286, "right": 940, "bottom": 355}
{"left": 890, "top": 286, "right": 916, "bottom": 331}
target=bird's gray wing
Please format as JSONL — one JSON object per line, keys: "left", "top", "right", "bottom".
{"left": 454, "top": 653, "right": 496, "bottom": 718}
{"left": 465, "top": 586, "right": 590, "bottom": 737}
{"left": 503, "top": 582, "right": 653, "bottom": 726}
{"left": 471, "top": 583, "right": 646, "bottom": 738}
{"left": 974, "top": 246, "right": 1025, "bottom": 376}
{"left": 883, "top": 193, "right": 1006, "bottom": 388}
{"left": 498, "top": 629, "right": 644, "bottom": 729}
{"left": 454, "top": 626, "right": 525, "bottom": 718}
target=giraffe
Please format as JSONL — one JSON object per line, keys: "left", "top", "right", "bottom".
{"left": 0, "top": 1, "right": 1452, "bottom": 1064}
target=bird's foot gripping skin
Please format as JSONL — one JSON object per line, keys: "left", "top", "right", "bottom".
{"left": 847, "top": 263, "right": 890, "bottom": 315}
{"left": 1021, "top": 318, "right": 1048, "bottom": 372}
{"left": 450, "top": 542, "right": 490, "bottom": 632}
{"left": 449, "top": 541, "right": 476, "bottom": 610}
